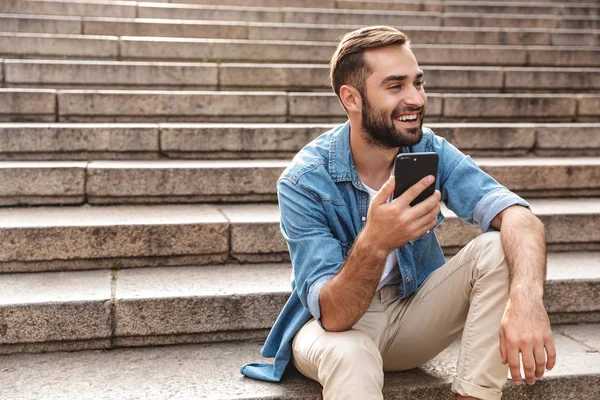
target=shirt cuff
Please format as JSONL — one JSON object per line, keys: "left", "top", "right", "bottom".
{"left": 473, "top": 188, "right": 531, "bottom": 232}
{"left": 307, "top": 274, "right": 336, "bottom": 330}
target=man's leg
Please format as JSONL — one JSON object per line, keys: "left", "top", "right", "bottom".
{"left": 380, "top": 232, "right": 510, "bottom": 400}
{"left": 291, "top": 297, "right": 389, "bottom": 400}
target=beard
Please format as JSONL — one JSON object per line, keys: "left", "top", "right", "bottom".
{"left": 361, "top": 95, "right": 425, "bottom": 149}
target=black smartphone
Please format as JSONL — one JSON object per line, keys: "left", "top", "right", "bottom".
{"left": 393, "top": 152, "right": 439, "bottom": 207}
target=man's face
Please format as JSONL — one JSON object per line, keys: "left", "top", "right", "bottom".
{"left": 359, "top": 44, "right": 427, "bottom": 148}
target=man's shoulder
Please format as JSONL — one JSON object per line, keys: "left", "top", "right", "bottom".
{"left": 279, "top": 124, "right": 342, "bottom": 185}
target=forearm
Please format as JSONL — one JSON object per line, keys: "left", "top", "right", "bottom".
{"left": 500, "top": 207, "right": 547, "bottom": 302}
{"left": 319, "top": 230, "right": 388, "bottom": 332}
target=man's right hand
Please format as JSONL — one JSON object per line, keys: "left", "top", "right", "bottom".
{"left": 363, "top": 175, "right": 441, "bottom": 253}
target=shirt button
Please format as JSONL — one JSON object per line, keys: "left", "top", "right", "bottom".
{"left": 407, "top": 276, "right": 411, "bottom": 282}
{"left": 361, "top": 216, "right": 366, "bottom": 222}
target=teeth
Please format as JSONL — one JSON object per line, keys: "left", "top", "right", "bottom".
{"left": 397, "top": 114, "right": 417, "bottom": 122}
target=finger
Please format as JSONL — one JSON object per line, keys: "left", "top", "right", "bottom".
{"left": 545, "top": 335, "right": 557, "bottom": 371}
{"left": 371, "top": 175, "right": 395, "bottom": 205}
{"left": 411, "top": 203, "right": 440, "bottom": 234}
{"left": 499, "top": 328, "right": 507, "bottom": 365}
{"left": 406, "top": 189, "right": 441, "bottom": 219}
{"left": 507, "top": 345, "right": 522, "bottom": 385}
{"left": 521, "top": 344, "right": 536, "bottom": 385}
{"left": 534, "top": 342, "right": 547, "bottom": 379}
{"left": 397, "top": 175, "right": 435, "bottom": 207}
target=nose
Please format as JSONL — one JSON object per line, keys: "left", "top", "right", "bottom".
{"left": 403, "top": 84, "right": 426, "bottom": 109}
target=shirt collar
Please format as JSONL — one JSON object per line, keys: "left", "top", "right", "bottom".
{"left": 328, "top": 120, "right": 410, "bottom": 184}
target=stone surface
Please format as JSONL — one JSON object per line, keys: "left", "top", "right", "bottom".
{"left": 0, "top": 324, "right": 598, "bottom": 399}
{"left": 535, "top": 123, "right": 600, "bottom": 156}
{"left": 0, "top": 205, "right": 229, "bottom": 267}
{"left": 442, "top": 94, "right": 578, "bottom": 120}
{"left": 120, "top": 37, "right": 336, "bottom": 63}
{"left": 0, "top": 162, "right": 86, "bottom": 205}
{"left": 57, "top": 90, "right": 288, "bottom": 120}
{"left": 0, "top": 13, "right": 82, "bottom": 34}
{"left": 159, "top": 123, "right": 327, "bottom": 157}
{"left": 527, "top": 46, "right": 600, "bottom": 67}
{"left": 4, "top": 60, "right": 219, "bottom": 88}
{"left": 431, "top": 123, "right": 536, "bottom": 155}
{"left": 579, "top": 95, "right": 600, "bottom": 117}
{"left": 0, "top": 269, "right": 112, "bottom": 344}
{"left": 504, "top": 67, "right": 600, "bottom": 91}
{"left": 0, "top": 123, "right": 159, "bottom": 160}
{"left": 219, "top": 204, "right": 288, "bottom": 258}
{"left": 0, "top": 89, "right": 56, "bottom": 122}
{"left": 137, "top": 2, "right": 284, "bottom": 22}
{"left": 86, "top": 160, "right": 286, "bottom": 203}
{"left": 476, "top": 157, "right": 600, "bottom": 197}
{"left": 412, "top": 44, "right": 528, "bottom": 66}
{"left": 114, "top": 264, "right": 291, "bottom": 337}
{"left": 0, "top": 32, "right": 119, "bottom": 59}
{"left": 83, "top": 17, "right": 250, "bottom": 40}
{"left": 0, "top": 0, "right": 137, "bottom": 18}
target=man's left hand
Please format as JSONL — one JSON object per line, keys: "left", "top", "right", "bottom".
{"left": 498, "top": 297, "right": 556, "bottom": 386}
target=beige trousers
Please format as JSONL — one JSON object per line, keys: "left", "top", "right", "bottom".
{"left": 291, "top": 232, "right": 510, "bottom": 400}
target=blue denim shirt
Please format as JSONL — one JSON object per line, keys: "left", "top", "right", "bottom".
{"left": 241, "top": 121, "right": 529, "bottom": 382}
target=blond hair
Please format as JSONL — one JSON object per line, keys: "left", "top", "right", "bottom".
{"left": 330, "top": 26, "right": 410, "bottom": 100}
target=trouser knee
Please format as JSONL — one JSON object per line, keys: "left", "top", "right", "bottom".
{"left": 318, "top": 331, "right": 384, "bottom": 390}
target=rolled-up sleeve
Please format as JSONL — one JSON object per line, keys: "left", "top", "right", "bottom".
{"left": 278, "top": 177, "right": 343, "bottom": 330}
{"left": 434, "top": 134, "right": 531, "bottom": 232}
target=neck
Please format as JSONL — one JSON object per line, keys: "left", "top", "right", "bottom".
{"left": 349, "top": 122, "right": 399, "bottom": 191}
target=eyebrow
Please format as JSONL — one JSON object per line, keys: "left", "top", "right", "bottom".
{"left": 380, "top": 71, "right": 424, "bottom": 86}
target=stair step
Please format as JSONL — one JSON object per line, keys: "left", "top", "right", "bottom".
{"left": 2, "top": 0, "right": 597, "bottom": 27}
{"left": 0, "top": 323, "right": 598, "bottom": 399}
{"left": 0, "top": 199, "right": 598, "bottom": 273}
{"left": 0, "top": 123, "right": 598, "bottom": 160}
{"left": 2, "top": 33, "right": 599, "bottom": 67}
{"left": 4, "top": 60, "right": 600, "bottom": 93}
{"left": 1, "top": 157, "right": 599, "bottom": 206}
{"left": 2, "top": 89, "right": 599, "bottom": 122}
{"left": 0, "top": 257, "right": 598, "bottom": 353}
{"left": 2, "top": 13, "right": 598, "bottom": 45}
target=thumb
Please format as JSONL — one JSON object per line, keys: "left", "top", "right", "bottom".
{"left": 372, "top": 175, "right": 395, "bottom": 205}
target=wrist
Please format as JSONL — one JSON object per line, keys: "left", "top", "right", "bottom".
{"left": 509, "top": 286, "right": 545, "bottom": 304}
{"left": 358, "top": 226, "right": 389, "bottom": 259}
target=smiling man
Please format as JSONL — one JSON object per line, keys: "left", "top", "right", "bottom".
{"left": 241, "top": 26, "right": 556, "bottom": 400}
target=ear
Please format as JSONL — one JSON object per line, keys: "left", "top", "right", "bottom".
{"left": 339, "top": 84, "right": 362, "bottom": 114}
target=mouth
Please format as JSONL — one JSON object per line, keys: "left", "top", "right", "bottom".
{"left": 393, "top": 112, "right": 420, "bottom": 126}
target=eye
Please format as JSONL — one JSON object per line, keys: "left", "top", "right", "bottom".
{"left": 390, "top": 85, "right": 401, "bottom": 90}
{"left": 416, "top": 80, "right": 426, "bottom": 87}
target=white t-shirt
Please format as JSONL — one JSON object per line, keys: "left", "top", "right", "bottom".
{"left": 362, "top": 181, "right": 402, "bottom": 291}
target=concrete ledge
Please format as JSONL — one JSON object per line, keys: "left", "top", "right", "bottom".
{"left": 0, "top": 13, "right": 82, "bottom": 35}
{"left": 15, "top": 62, "right": 600, "bottom": 92}
{"left": 0, "top": 123, "right": 597, "bottom": 160}
{"left": 0, "top": 162, "right": 86, "bottom": 206}
{"left": 0, "top": 0, "right": 137, "bottom": 18}
{"left": 57, "top": 90, "right": 288, "bottom": 120}
{"left": 78, "top": 157, "right": 600, "bottom": 204}
{"left": 1, "top": 336, "right": 600, "bottom": 398}
{"left": 4, "top": 59, "right": 219, "bottom": 88}
{"left": 0, "top": 123, "right": 160, "bottom": 160}
{"left": 86, "top": 160, "right": 286, "bottom": 204}
{"left": 0, "top": 32, "right": 119, "bottom": 59}
{"left": 0, "top": 89, "right": 56, "bottom": 122}
{"left": 2, "top": 33, "right": 598, "bottom": 67}
{"left": 0, "top": 205, "right": 229, "bottom": 272}
{"left": 0, "top": 269, "right": 112, "bottom": 345}
{"left": 0, "top": 259, "right": 598, "bottom": 353}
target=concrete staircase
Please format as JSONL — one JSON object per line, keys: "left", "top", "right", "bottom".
{"left": 0, "top": 0, "right": 599, "bottom": 398}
